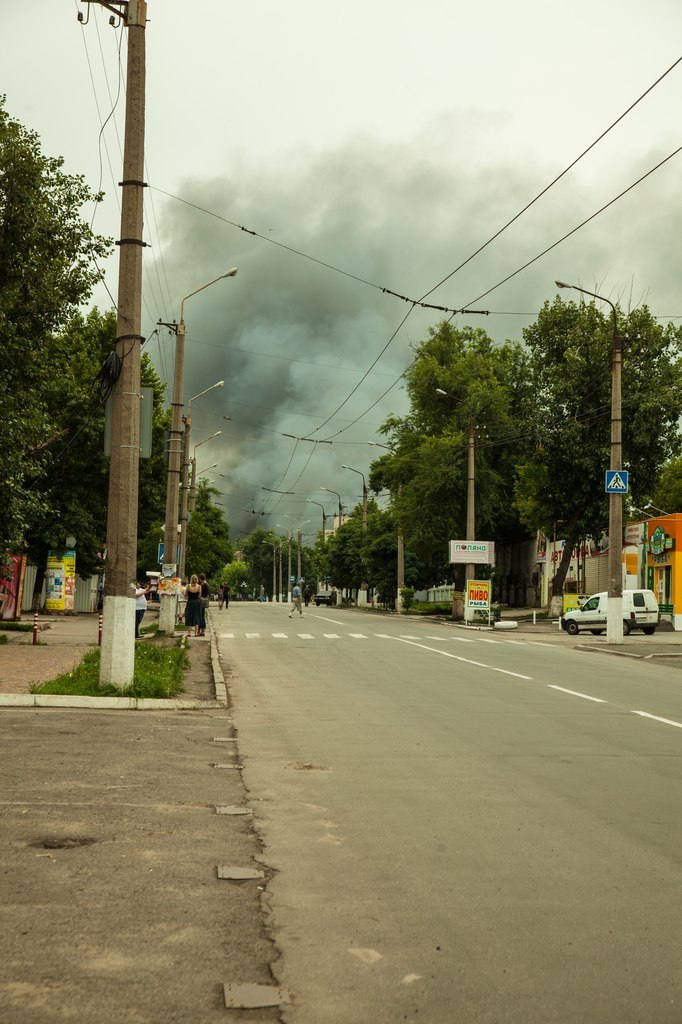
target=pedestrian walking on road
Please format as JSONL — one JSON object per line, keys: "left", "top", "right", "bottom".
{"left": 134, "top": 581, "right": 152, "bottom": 639}
{"left": 303, "top": 586, "right": 311, "bottom": 607}
{"left": 184, "top": 575, "right": 202, "bottom": 636}
{"left": 289, "top": 582, "right": 303, "bottom": 618}
{"left": 224, "top": 584, "right": 230, "bottom": 609}
{"left": 217, "top": 583, "right": 225, "bottom": 610}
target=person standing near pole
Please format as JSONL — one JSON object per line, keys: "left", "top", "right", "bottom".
{"left": 134, "top": 580, "right": 152, "bottom": 640}
{"left": 288, "top": 582, "right": 303, "bottom": 618}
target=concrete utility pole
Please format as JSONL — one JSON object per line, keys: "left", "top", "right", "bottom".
{"left": 96, "top": 0, "right": 148, "bottom": 689}
{"left": 306, "top": 499, "right": 328, "bottom": 543}
{"left": 157, "top": 318, "right": 186, "bottom": 634}
{"left": 556, "top": 281, "right": 623, "bottom": 643}
{"left": 465, "top": 422, "right": 475, "bottom": 586}
{"left": 277, "top": 525, "right": 293, "bottom": 602}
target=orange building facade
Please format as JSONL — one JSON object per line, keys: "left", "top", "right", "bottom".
{"left": 645, "top": 513, "right": 682, "bottom": 630}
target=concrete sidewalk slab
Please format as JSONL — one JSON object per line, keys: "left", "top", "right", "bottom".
{"left": 0, "top": 706, "right": 281, "bottom": 1024}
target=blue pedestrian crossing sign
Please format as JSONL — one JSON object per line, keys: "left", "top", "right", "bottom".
{"left": 605, "top": 470, "right": 629, "bottom": 494}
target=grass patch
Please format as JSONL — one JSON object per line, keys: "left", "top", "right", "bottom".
{"left": 407, "top": 602, "right": 454, "bottom": 616}
{"left": 0, "top": 634, "right": 7, "bottom": 645}
{"left": 0, "top": 620, "right": 33, "bottom": 632}
{"left": 31, "top": 643, "right": 188, "bottom": 699}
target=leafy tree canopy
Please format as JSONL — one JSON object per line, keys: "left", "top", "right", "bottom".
{"left": 0, "top": 98, "right": 110, "bottom": 549}
{"left": 514, "top": 296, "right": 682, "bottom": 593}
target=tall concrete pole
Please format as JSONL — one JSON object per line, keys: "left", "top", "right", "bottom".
{"left": 465, "top": 422, "right": 475, "bottom": 585}
{"left": 158, "top": 316, "right": 185, "bottom": 633}
{"left": 178, "top": 417, "right": 190, "bottom": 580}
{"left": 296, "top": 529, "right": 302, "bottom": 583}
{"left": 99, "top": 0, "right": 147, "bottom": 689}
{"left": 278, "top": 543, "right": 283, "bottom": 603}
{"left": 556, "top": 281, "right": 623, "bottom": 643}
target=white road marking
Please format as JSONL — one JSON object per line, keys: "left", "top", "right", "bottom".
{"left": 424, "top": 635, "right": 474, "bottom": 644}
{"left": 548, "top": 685, "right": 607, "bottom": 703}
{"left": 298, "top": 634, "right": 314, "bottom": 639}
{"left": 220, "top": 633, "right": 234, "bottom": 639}
{"left": 272, "top": 633, "right": 288, "bottom": 638}
{"left": 632, "top": 710, "right": 682, "bottom": 729}
{"left": 391, "top": 637, "right": 532, "bottom": 680}
{"left": 245, "top": 633, "right": 260, "bottom": 639}
{"left": 312, "top": 613, "right": 346, "bottom": 625}
{"left": 349, "top": 633, "right": 367, "bottom": 639}
{"left": 374, "top": 634, "right": 392, "bottom": 639}
{"left": 400, "top": 635, "right": 420, "bottom": 640}
{"left": 323, "top": 633, "right": 341, "bottom": 639}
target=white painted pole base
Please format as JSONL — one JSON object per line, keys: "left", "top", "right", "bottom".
{"left": 99, "top": 596, "right": 136, "bottom": 689}
{"left": 606, "top": 596, "right": 624, "bottom": 644}
{"left": 158, "top": 593, "right": 178, "bottom": 634}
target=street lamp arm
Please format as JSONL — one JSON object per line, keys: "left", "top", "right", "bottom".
{"left": 180, "top": 269, "right": 238, "bottom": 322}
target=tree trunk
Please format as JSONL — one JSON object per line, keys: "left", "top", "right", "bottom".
{"left": 549, "top": 534, "right": 577, "bottom": 617}
{"left": 32, "top": 564, "right": 45, "bottom": 612}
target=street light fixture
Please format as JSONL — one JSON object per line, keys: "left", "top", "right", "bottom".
{"left": 644, "top": 502, "right": 670, "bottom": 516}
{"left": 284, "top": 516, "right": 310, "bottom": 585}
{"left": 366, "top": 442, "right": 403, "bottom": 609}
{"left": 556, "top": 280, "right": 623, "bottom": 643}
{"left": 306, "top": 499, "right": 329, "bottom": 542}
{"left": 435, "top": 387, "right": 476, "bottom": 597}
{"left": 341, "top": 466, "right": 368, "bottom": 530}
{"left": 277, "top": 524, "right": 293, "bottom": 602}
{"left": 178, "top": 380, "right": 225, "bottom": 580}
{"left": 320, "top": 486, "right": 344, "bottom": 524}
{"left": 189, "top": 432, "right": 222, "bottom": 513}
{"left": 158, "top": 265, "right": 237, "bottom": 634}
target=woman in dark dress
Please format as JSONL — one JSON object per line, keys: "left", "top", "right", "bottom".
{"left": 184, "top": 574, "right": 202, "bottom": 636}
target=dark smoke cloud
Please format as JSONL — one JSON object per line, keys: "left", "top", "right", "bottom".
{"left": 150, "top": 127, "right": 681, "bottom": 538}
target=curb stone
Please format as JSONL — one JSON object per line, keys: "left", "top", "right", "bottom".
{"left": 0, "top": 624, "right": 229, "bottom": 711}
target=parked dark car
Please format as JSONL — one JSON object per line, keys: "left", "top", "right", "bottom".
{"left": 315, "top": 589, "right": 337, "bottom": 606}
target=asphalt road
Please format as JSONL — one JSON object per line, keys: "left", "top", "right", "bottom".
{"left": 218, "top": 602, "right": 682, "bottom": 1024}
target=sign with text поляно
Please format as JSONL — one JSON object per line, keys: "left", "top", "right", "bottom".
{"left": 466, "top": 580, "right": 490, "bottom": 609}
{"left": 449, "top": 540, "right": 495, "bottom": 565}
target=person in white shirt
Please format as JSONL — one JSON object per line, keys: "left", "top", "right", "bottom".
{"left": 135, "top": 581, "right": 152, "bottom": 639}
{"left": 288, "top": 583, "right": 303, "bottom": 618}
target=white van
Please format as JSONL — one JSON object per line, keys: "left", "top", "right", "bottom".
{"left": 561, "top": 589, "right": 659, "bottom": 636}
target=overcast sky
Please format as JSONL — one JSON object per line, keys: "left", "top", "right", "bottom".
{"left": 5, "top": 0, "right": 682, "bottom": 541}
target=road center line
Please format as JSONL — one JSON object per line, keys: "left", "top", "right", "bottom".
{"left": 548, "top": 685, "right": 607, "bottom": 703}
{"left": 311, "top": 613, "right": 346, "bottom": 625}
{"left": 631, "top": 710, "right": 682, "bottom": 729}
{"left": 390, "top": 637, "right": 532, "bottom": 680}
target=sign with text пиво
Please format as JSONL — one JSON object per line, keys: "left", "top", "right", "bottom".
{"left": 449, "top": 540, "right": 495, "bottom": 565}
{"left": 466, "top": 580, "right": 490, "bottom": 609}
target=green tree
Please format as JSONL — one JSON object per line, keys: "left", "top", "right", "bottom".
{"left": 652, "top": 457, "right": 682, "bottom": 514}
{"left": 515, "top": 297, "right": 682, "bottom": 605}
{"left": 185, "top": 481, "right": 232, "bottom": 581}
{"left": 0, "top": 99, "right": 110, "bottom": 551}
{"left": 370, "top": 322, "right": 532, "bottom": 586}
{"left": 219, "top": 560, "right": 252, "bottom": 598}
{"left": 240, "top": 527, "right": 279, "bottom": 599}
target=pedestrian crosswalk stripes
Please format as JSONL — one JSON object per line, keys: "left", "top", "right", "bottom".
{"left": 217, "top": 631, "right": 539, "bottom": 647}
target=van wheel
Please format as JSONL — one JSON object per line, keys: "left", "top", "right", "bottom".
{"left": 642, "top": 626, "right": 656, "bottom": 636}
{"left": 590, "top": 630, "right": 604, "bottom": 635}
{"left": 622, "top": 620, "right": 631, "bottom": 636}
{"left": 565, "top": 620, "right": 580, "bottom": 636}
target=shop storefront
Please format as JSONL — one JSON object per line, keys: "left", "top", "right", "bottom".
{"left": 645, "top": 514, "right": 682, "bottom": 630}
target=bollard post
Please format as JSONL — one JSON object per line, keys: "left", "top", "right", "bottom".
{"left": 32, "top": 610, "right": 38, "bottom": 646}
{"left": 533, "top": 610, "right": 537, "bottom": 626}
{"left": 98, "top": 612, "right": 103, "bottom": 647}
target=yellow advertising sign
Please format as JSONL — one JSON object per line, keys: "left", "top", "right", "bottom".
{"left": 466, "top": 580, "right": 490, "bottom": 608}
